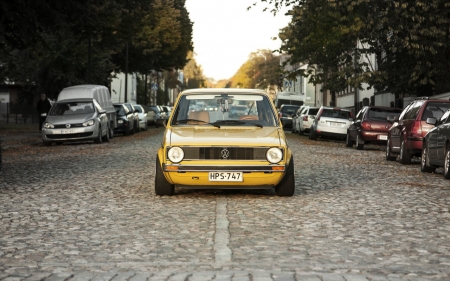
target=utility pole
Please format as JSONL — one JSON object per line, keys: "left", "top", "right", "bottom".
{"left": 125, "top": 42, "right": 129, "bottom": 103}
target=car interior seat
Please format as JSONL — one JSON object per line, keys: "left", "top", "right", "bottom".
{"left": 188, "top": 111, "right": 210, "bottom": 124}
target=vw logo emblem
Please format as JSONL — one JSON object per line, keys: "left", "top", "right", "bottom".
{"left": 221, "top": 149, "right": 230, "bottom": 159}
{"left": 66, "top": 124, "right": 71, "bottom": 128}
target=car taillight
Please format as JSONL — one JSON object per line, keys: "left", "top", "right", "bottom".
{"left": 303, "top": 116, "right": 308, "bottom": 121}
{"left": 278, "top": 112, "right": 282, "bottom": 118}
{"left": 361, "top": 121, "right": 371, "bottom": 130}
{"left": 409, "top": 121, "right": 422, "bottom": 138}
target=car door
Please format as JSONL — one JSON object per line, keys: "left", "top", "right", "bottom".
{"left": 435, "top": 110, "right": 450, "bottom": 162}
{"left": 349, "top": 107, "right": 366, "bottom": 141}
{"left": 390, "top": 102, "right": 417, "bottom": 152}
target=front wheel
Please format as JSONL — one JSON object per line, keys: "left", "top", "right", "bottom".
{"left": 444, "top": 146, "right": 450, "bottom": 179}
{"left": 94, "top": 125, "right": 103, "bottom": 144}
{"left": 345, "top": 132, "right": 353, "bottom": 147}
{"left": 385, "top": 138, "right": 396, "bottom": 161}
{"left": 420, "top": 145, "right": 435, "bottom": 173}
{"left": 399, "top": 138, "right": 412, "bottom": 164}
{"left": 102, "top": 124, "right": 110, "bottom": 142}
{"left": 356, "top": 135, "right": 364, "bottom": 150}
{"left": 155, "top": 158, "right": 175, "bottom": 196}
{"left": 275, "top": 156, "right": 295, "bottom": 196}
{"left": 309, "top": 128, "right": 317, "bottom": 140}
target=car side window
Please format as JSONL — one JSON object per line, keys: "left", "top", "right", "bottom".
{"left": 438, "top": 109, "right": 450, "bottom": 125}
{"left": 404, "top": 101, "right": 423, "bottom": 120}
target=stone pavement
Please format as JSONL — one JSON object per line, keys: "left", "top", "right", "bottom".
{"left": 0, "top": 129, "right": 450, "bottom": 281}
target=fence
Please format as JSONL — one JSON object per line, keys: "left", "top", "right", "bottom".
{"left": 0, "top": 103, "right": 38, "bottom": 124}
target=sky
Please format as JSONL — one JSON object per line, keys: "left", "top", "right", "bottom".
{"left": 184, "top": 0, "right": 291, "bottom": 82}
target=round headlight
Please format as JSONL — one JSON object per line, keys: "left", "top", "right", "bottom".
{"left": 266, "top": 148, "right": 283, "bottom": 164}
{"left": 118, "top": 120, "right": 124, "bottom": 124}
{"left": 43, "top": 122, "right": 54, "bottom": 129}
{"left": 168, "top": 147, "right": 184, "bottom": 163}
{"left": 83, "top": 119, "right": 95, "bottom": 127}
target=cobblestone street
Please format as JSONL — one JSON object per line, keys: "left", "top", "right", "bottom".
{"left": 1, "top": 129, "right": 450, "bottom": 280}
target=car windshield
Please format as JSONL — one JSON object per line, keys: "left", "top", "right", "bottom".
{"left": 321, "top": 109, "right": 351, "bottom": 119}
{"left": 49, "top": 102, "right": 94, "bottom": 116}
{"left": 171, "top": 93, "right": 278, "bottom": 127}
{"left": 368, "top": 108, "right": 402, "bottom": 121}
{"left": 134, "top": 106, "right": 143, "bottom": 113}
{"left": 114, "top": 105, "right": 125, "bottom": 116}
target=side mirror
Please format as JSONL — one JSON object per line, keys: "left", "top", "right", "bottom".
{"left": 163, "top": 119, "right": 168, "bottom": 128}
{"left": 426, "top": 117, "right": 437, "bottom": 126}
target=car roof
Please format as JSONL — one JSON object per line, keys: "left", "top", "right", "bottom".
{"left": 320, "top": 106, "right": 352, "bottom": 111}
{"left": 181, "top": 88, "right": 267, "bottom": 95}
{"left": 56, "top": 98, "right": 94, "bottom": 103}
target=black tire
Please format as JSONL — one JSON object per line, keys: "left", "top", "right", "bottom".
{"left": 444, "top": 145, "right": 450, "bottom": 179}
{"left": 420, "top": 145, "right": 435, "bottom": 173}
{"left": 356, "top": 135, "right": 364, "bottom": 150}
{"left": 130, "top": 122, "right": 135, "bottom": 135}
{"left": 345, "top": 132, "right": 353, "bottom": 147}
{"left": 109, "top": 122, "right": 114, "bottom": 139}
{"left": 275, "top": 156, "right": 295, "bottom": 196}
{"left": 399, "top": 138, "right": 411, "bottom": 164}
{"left": 155, "top": 158, "right": 175, "bottom": 196}
{"left": 309, "top": 128, "right": 317, "bottom": 140}
{"left": 125, "top": 125, "right": 131, "bottom": 136}
{"left": 102, "top": 124, "right": 110, "bottom": 142}
{"left": 385, "top": 138, "right": 396, "bottom": 161}
{"left": 94, "top": 125, "right": 103, "bottom": 144}
{"left": 134, "top": 121, "right": 139, "bottom": 133}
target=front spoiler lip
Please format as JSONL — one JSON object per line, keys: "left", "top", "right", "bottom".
{"left": 163, "top": 164, "right": 285, "bottom": 172}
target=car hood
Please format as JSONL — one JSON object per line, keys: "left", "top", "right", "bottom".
{"left": 167, "top": 126, "right": 282, "bottom": 146}
{"left": 46, "top": 113, "right": 96, "bottom": 124}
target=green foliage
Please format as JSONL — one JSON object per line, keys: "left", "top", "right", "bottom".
{"left": 229, "top": 49, "right": 282, "bottom": 89}
{"left": 258, "top": 0, "right": 450, "bottom": 96}
{"left": 183, "top": 51, "right": 205, "bottom": 89}
{"left": 0, "top": 0, "right": 193, "bottom": 99}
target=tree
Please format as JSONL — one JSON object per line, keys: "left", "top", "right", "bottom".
{"left": 183, "top": 51, "right": 206, "bottom": 89}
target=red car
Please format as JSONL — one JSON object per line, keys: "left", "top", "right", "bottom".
{"left": 386, "top": 98, "right": 450, "bottom": 164}
{"left": 346, "top": 106, "right": 402, "bottom": 150}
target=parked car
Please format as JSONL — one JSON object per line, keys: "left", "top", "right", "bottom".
{"left": 386, "top": 98, "right": 450, "bottom": 164}
{"left": 278, "top": 104, "right": 301, "bottom": 129}
{"left": 133, "top": 104, "right": 148, "bottom": 131}
{"left": 298, "top": 106, "right": 319, "bottom": 135}
{"left": 309, "top": 106, "right": 353, "bottom": 140}
{"left": 420, "top": 107, "right": 450, "bottom": 177}
{"left": 42, "top": 98, "right": 110, "bottom": 145}
{"left": 346, "top": 106, "right": 403, "bottom": 150}
{"left": 57, "top": 84, "right": 116, "bottom": 139}
{"left": 123, "top": 103, "right": 140, "bottom": 133}
{"left": 141, "top": 105, "right": 157, "bottom": 127}
{"left": 155, "top": 88, "right": 295, "bottom": 196}
{"left": 291, "top": 106, "right": 306, "bottom": 134}
{"left": 113, "top": 103, "right": 135, "bottom": 136}
{"left": 149, "top": 105, "right": 166, "bottom": 127}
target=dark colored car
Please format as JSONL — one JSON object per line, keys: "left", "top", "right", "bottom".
{"left": 149, "top": 105, "right": 167, "bottom": 127}
{"left": 278, "top": 104, "right": 301, "bottom": 129}
{"left": 421, "top": 107, "right": 450, "bottom": 178}
{"left": 386, "top": 98, "right": 450, "bottom": 164}
{"left": 346, "top": 106, "right": 402, "bottom": 150}
{"left": 123, "top": 103, "right": 140, "bottom": 133}
{"left": 113, "top": 103, "right": 136, "bottom": 136}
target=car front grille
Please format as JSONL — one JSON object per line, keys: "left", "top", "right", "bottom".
{"left": 53, "top": 124, "right": 86, "bottom": 128}
{"left": 180, "top": 147, "right": 275, "bottom": 160}
{"left": 46, "top": 132, "right": 93, "bottom": 139}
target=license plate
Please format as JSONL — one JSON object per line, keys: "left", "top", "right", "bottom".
{"left": 209, "top": 172, "right": 243, "bottom": 182}
{"left": 329, "top": 122, "right": 343, "bottom": 127}
{"left": 378, "top": 135, "right": 388, "bottom": 140}
{"left": 60, "top": 129, "right": 75, "bottom": 134}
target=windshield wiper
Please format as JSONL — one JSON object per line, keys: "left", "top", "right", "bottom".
{"left": 176, "top": 119, "right": 210, "bottom": 125}
{"left": 211, "top": 120, "right": 263, "bottom": 128}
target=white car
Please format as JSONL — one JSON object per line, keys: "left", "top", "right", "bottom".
{"left": 298, "top": 106, "right": 319, "bottom": 135}
{"left": 133, "top": 104, "right": 148, "bottom": 131}
{"left": 309, "top": 106, "right": 353, "bottom": 140}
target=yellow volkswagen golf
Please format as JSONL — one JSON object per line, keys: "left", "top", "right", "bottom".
{"left": 155, "top": 88, "right": 295, "bottom": 196}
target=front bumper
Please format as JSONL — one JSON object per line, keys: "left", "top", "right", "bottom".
{"left": 42, "top": 126, "right": 98, "bottom": 142}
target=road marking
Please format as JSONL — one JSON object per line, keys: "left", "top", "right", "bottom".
{"left": 215, "top": 197, "right": 232, "bottom": 265}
